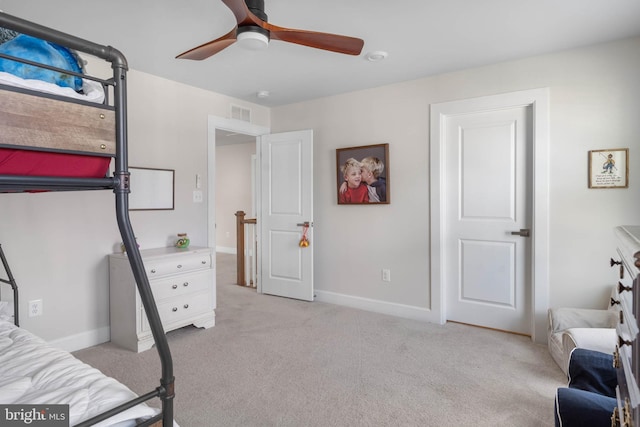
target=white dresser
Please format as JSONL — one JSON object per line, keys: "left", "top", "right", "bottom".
{"left": 109, "top": 246, "right": 216, "bottom": 352}
{"left": 613, "top": 226, "right": 640, "bottom": 426}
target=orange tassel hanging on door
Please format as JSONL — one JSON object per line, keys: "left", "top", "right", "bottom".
{"left": 299, "top": 224, "right": 310, "bottom": 247}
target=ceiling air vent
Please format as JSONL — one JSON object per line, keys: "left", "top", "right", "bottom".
{"left": 231, "top": 105, "right": 251, "bottom": 122}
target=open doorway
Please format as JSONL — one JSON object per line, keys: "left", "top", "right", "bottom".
{"left": 214, "top": 129, "right": 256, "bottom": 254}
{"left": 207, "top": 118, "right": 314, "bottom": 301}
{"left": 207, "top": 116, "right": 270, "bottom": 292}
{"left": 215, "top": 129, "right": 258, "bottom": 289}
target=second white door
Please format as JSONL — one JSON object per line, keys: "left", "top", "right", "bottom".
{"left": 444, "top": 105, "right": 532, "bottom": 335}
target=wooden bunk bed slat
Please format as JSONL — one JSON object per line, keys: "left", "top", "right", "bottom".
{"left": 0, "top": 87, "right": 116, "bottom": 156}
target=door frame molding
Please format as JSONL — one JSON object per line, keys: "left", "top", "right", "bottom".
{"left": 429, "top": 88, "right": 550, "bottom": 343}
{"left": 206, "top": 115, "right": 270, "bottom": 252}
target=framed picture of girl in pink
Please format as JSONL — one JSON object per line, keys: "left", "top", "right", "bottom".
{"left": 336, "top": 143, "right": 389, "bottom": 205}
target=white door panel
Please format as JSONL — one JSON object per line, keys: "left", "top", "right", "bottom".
{"left": 460, "top": 121, "right": 516, "bottom": 219}
{"left": 260, "top": 130, "right": 313, "bottom": 301}
{"left": 269, "top": 229, "right": 302, "bottom": 279}
{"left": 459, "top": 239, "right": 515, "bottom": 307}
{"left": 269, "top": 141, "right": 303, "bottom": 214}
{"left": 446, "top": 106, "right": 531, "bottom": 334}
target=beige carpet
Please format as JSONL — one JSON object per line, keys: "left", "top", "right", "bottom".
{"left": 74, "top": 253, "right": 566, "bottom": 426}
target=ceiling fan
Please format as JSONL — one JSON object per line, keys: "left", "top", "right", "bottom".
{"left": 176, "top": 0, "right": 364, "bottom": 60}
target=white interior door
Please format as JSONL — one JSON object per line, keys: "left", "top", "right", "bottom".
{"left": 259, "top": 130, "right": 313, "bottom": 301}
{"left": 444, "top": 106, "right": 532, "bottom": 334}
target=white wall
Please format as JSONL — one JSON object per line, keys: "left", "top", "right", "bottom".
{"left": 2, "top": 33, "right": 638, "bottom": 349}
{"left": 271, "top": 36, "right": 640, "bottom": 320}
{"left": 0, "top": 68, "right": 269, "bottom": 350}
{"left": 215, "top": 142, "right": 256, "bottom": 252}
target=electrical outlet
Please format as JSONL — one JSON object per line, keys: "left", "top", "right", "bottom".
{"left": 28, "top": 299, "right": 43, "bottom": 317}
{"left": 193, "top": 190, "right": 203, "bottom": 203}
{"left": 382, "top": 269, "right": 391, "bottom": 282}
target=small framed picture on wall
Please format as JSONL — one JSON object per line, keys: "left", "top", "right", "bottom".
{"left": 588, "top": 148, "right": 629, "bottom": 189}
{"left": 336, "top": 143, "right": 389, "bottom": 204}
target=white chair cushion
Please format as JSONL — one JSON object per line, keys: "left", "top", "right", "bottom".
{"left": 561, "top": 328, "right": 617, "bottom": 374}
{"left": 549, "top": 308, "right": 618, "bottom": 332}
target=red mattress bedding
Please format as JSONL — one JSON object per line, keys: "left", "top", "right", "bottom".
{"left": 0, "top": 148, "right": 111, "bottom": 178}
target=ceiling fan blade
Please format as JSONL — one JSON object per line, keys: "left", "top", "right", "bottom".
{"left": 176, "top": 28, "right": 237, "bottom": 60}
{"left": 266, "top": 23, "right": 364, "bottom": 56}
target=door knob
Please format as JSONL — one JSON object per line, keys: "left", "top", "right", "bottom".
{"left": 510, "top": 229, "right": 530, "bottom": 237}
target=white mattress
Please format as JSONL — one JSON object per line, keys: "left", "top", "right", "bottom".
{"left": 0, "top": 71, "right": 105, "bottom": 103}
{"left": 0, "top": 319, "right": 165, "bottom": 426}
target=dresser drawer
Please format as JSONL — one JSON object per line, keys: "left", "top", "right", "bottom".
{"left": 150, "top": 270, "right": 212, "bottom": 301}
{"left": 145, "top": 252, "right": 211, "bottom": 277}
{"left": 141, "top": 290, "right": 212, "bottom": 332}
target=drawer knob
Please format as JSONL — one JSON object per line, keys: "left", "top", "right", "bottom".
{"left": 177, "top": 264, "right": 182, "bottom": 269}
{"left": 611, "top": 258, "right": 624, "bottom": 279}
{"left": 618, "top": 281, "right": 633, "bottom": 294}
{"left": 172, "top": 284, "right": 178, "bottom": 289}
{"left": 172, "top": 307, "right": 178, "bottom": 312}
{"left": 184, "top": 304, "right": 189, "bottom": 309}
{"left": 619, "top": 336, "right": 634, "bottom": 347}
{"left": 150, "top": 269, "right": 156, "bottom": 274}
{"left": 183, "top": 282, "right": 189, "bottom": 287}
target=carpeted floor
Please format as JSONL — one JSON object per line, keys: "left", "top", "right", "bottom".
{"left": 74, "top": 253, "right": 566, "bottom": 426}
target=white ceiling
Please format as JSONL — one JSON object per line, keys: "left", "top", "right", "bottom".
{"left": 1, "top": 0, "right": 640, "bottom": 107}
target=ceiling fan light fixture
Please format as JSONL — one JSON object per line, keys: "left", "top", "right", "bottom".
{"left": 237, "top": 26, "right": 270, "bottom": 51}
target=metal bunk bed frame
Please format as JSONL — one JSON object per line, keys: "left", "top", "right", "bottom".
{"left": 0, "top": 12, "right": 174, "bottom": 427}
{"left": 0, "top": 244, "right": 19, "bottom": 327}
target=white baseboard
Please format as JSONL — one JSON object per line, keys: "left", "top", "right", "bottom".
{"left": 216, "top": 246, "right": 237, "bottom": 254}
{"left": 49, "top": 326, "right": 110, "bottom": 353}
{"left": 314, "top": 290, "right": 440, "bottom": 324}
{"left": 50, "top": 293, "right": 437, "bottom": 352}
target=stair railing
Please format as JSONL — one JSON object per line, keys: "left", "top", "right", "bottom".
{"left": 234, "top": 211, "right": 257, "bottom": 288}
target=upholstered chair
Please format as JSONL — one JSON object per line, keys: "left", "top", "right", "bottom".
{"left": 547, "top": 288, "right": 620, "bottom": 375}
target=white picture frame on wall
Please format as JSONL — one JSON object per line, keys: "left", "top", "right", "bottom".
{"left": 588, "top": 148, "right": 629, "bottom": 189}
{"left": 129, "top": 167, "right": 175, "bottom": 210}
